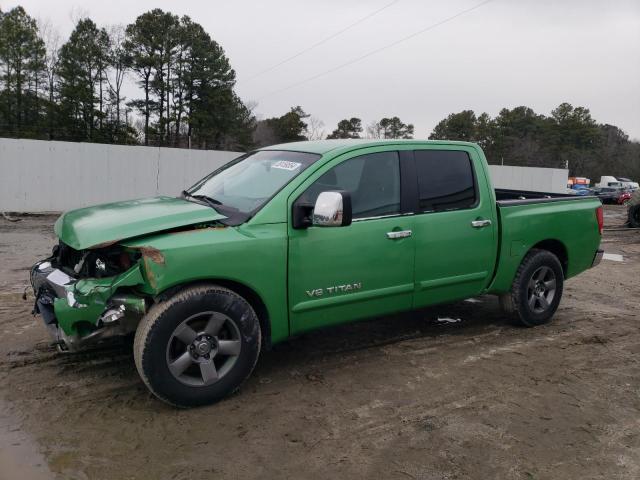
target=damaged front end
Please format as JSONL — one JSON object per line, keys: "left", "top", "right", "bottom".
{"left": 30, "top": 242, "right": 150, "bottom": 351}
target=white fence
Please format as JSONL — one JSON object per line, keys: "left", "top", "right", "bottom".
{"left": 0, "top": 138, "right": 241, "bottom": 212}
{"left": 488, "top": 165, "right": 569, "bottom": 194}
{"left": 0, "top": 138, "right": 570, "bottom": 212}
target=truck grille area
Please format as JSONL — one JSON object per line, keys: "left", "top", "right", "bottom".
{"left": 52, "top": 241, "right": 140, "bottom": 278}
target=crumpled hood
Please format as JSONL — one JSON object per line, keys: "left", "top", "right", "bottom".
{"left": 54, "top": 196, "right": 226, "bottom": 250}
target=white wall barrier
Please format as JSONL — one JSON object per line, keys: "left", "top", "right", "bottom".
{"left": 0, "top": 138, "right": 241, "bottom": 212}
{"left": 0, "top": 138, "right": 570, "bottom": 212}
{"left": 488, "top": 164, "right": 568, "bottom": 194}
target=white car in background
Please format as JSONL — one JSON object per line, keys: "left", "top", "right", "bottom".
{"left": 596, "top": 176, "right": 639, "bottom": 190}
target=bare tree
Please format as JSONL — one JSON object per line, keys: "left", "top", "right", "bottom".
{"left": 306, "top": 116, "right": 325, "bottom": 140}
{"left": 252, "top": 120, "right": 278, "bottom": 147}
{"left": 365, "top": 120, "right": 383, "bottom": 139}
{"left": 106, "top": 24, "right": 127, "bottom": 132}
{"left": 38, "top": 18, "right": 61, "bottom": 139}
{"left": 68, "top": 6, "right": 90, "bottom": 25}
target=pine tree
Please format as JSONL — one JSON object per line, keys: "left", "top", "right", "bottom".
{"left": 0, "top": 6, "right": 46, "bottom": 137}
{"left": 327, "top": 118, "right": 362, "bottom": 139}
{"left": 57, "top": 18, "right": 110, "bottom": 141}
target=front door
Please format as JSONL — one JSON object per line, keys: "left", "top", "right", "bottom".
{"left": 288, "top": 150, "right": 415, "bottom": 335}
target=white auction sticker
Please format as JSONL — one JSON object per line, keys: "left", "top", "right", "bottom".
{"left": 272, "top": 160, "right": 302, "bottom": 171}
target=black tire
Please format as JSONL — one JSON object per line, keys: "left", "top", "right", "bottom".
{"left": 629, "top": 204, "right": 640, "bottom": 228}
{"left": 500, "top": 249, "right": 564, "bottom": 327}
{"left": 134, "top": 284, "right": 261, "bottom": 407}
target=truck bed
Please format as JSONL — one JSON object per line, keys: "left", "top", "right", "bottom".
{"left": 495, "top": 188, "right": 598, "bottom": 206}
{"left": 488, "top": 189, "right": 602, "bottom": 294}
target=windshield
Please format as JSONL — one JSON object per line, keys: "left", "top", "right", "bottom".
{"left": 186, "top": 150, "right": 320, "bottom": 216}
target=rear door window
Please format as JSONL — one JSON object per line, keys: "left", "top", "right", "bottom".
{"left": 414, "top": 150, "right": 477, "bottom": 212}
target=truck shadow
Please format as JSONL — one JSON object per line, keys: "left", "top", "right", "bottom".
{"left": 5, "top": 295, "right": 512, "bottom": 406}
{"left": 255, "top": 295, "right": 510, "bottom": 376}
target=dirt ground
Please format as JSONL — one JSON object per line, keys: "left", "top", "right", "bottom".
{"left": 0, "top": 205, "right": 639, "bottom": 480}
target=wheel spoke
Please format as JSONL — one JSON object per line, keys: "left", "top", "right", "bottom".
{"left": 218, "top": 339, "right": 241, "bottom": 356}
{"left": 204, "top": 313, "right": 226, "bottom": 337}
{"left": 174, "top": 324, "right": 198, "bottom": 345}
{"left": 528, "top": 278, "right": 537, "bottom": 291}
{"left": 168, "top": 351, "right": 193, "bottom": 376}
{"left": 528, "top": 294, "right": 537, "bottom": 310}
{"left": 536, "top": 267, "right": 549, "bottom": 281}
{"left": 200, "top": 360, "right": 219, "bottom": 385}
{"left": 544, "top": 278, "right": 556, "bottom": 291}
{"left": 538, "top": 295, "right": 550, "bottom": 310}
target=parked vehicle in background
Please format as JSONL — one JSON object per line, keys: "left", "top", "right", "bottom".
{"left": 617, "top": 190, "right": 633, "bottom": 205}
{"left": 595, "top": 187, "right": 621, "bottom": 204}
{"left": 571, "top": 185, "right": 594, "bottom": 196}
{"left": 616, "top": 177, "right": 639, "bottom": 191}
{"left": 29, "top": 140, "right": 604, "bottom": 407}
{"left": 627, "top": 190, "right": 640, "bottom": 227}
{"left": 596, "top": 176, "right": 639, "bottom": 190}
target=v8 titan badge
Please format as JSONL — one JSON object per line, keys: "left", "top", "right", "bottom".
{"left": 306, "top": 282, "right": 362, "bottom": 298}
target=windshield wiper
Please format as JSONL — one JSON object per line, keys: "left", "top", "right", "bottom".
{"left": 181, "top": 190, "right": 223, "bottom": 209}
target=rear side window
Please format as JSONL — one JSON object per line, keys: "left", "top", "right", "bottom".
{"left": 414, "top": 150, "right": 476, "bottom": 212}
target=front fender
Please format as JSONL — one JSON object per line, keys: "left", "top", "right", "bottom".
{"left": 123, "top": 223, "right": 290, "bottom": 344}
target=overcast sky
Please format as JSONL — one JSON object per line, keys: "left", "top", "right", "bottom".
{"left": 4, "top": 0, "right": 640, "bottom": 139}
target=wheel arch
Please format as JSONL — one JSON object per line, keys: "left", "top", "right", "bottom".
{"left": 155, "top": 279, "right": 272, "bottom": 350}
{"left": 530, "top": 239, "right": 568, "bottom": 276}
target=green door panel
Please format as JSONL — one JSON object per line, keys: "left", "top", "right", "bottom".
{"left": 288, "top": 216, "right": 415, "bottom": 334}
{"left": 412, "top": 146, "right": 498, "bottom": 306}
{"left": 287, "top": 146, "right": 416, "bottom": 334}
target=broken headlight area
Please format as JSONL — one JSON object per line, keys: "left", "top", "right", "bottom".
{"left": 30, "top": 252, "right": 148, "bottom": 352}
{"left": 52, "top": 241, "right": 141, "bottom": 279}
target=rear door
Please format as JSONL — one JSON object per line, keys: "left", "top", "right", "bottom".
{"left": 411, "top": 147, "right": 497, "bottom": 307}
{"left": 287, "top": 149, "right": 415, "bottom": 335}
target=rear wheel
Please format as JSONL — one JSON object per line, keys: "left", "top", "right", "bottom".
{"left": 134, "top": 284, "right": 261, "bottom": 407}
{"left": 500, "top": 249, "right": 564, "bottom": 327}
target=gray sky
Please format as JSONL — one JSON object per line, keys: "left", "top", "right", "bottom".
{"left": 4, "top": 0, "right": 640, "bottom": 139}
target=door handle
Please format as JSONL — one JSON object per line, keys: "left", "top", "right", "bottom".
{"left": 471, "top": 219, "right": 492, "bottom": 228}
{"left": 386, "top": 230, "right": 412, "bottom": 239}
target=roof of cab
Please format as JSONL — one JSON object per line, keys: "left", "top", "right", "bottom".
{"left": 259, "top": 139, "right": 479, "bottom": 156}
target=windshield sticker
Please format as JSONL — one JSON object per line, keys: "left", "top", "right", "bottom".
{"left": 272, "top": 160, "right": 302, "bottom": 171}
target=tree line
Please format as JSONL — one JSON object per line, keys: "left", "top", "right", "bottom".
{"left": 429, "top": 104, "right": 640, "bottom": 180}
{"left": 0, "top": 5, "right": 638, "bottom": 179}
{"left": 0, "top": 6, "right": 253, "bottom": 150}
{"left": 0, "top": 6, "right": 418, "bottom": 152}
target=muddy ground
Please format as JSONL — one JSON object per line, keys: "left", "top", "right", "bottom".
{"left": 0, "top": 206, "right": 639, "bottom": 480}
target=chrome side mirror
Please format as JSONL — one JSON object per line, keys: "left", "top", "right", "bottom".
{"left": 312, "top": 191, "right": 352, "bottom": 227}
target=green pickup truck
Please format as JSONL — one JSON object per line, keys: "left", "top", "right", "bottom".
{"left": 30, "top": 140, "right": 604, "bottom": 407}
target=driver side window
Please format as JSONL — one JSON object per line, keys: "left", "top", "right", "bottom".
{"left": 302, "top": 151, "right": 401, "bottom": 219}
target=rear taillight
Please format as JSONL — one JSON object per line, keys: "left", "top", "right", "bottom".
{"left": 596, "top": 206, "right": 604, "bottom": 235}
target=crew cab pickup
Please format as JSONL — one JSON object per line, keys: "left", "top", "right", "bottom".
{"left": 30, "top": 140, "right": 604, "bottom": 407}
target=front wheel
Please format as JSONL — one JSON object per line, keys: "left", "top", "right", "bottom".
{"left": 134, "top": 284, "right": 261, "bottom": 407}
{"left": 500, "top": 249, "right": 564, "bottom": 327}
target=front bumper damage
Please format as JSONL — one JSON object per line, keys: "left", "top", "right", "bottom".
{"left": 30, "top": 260, "right": 148, "bottom": 351}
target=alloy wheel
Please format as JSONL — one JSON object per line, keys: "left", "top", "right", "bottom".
{"left": 527, "top": 266, "right": 557, "bottom": 314}
{"left": 166, "top": 311, "right": 241, "bottom": 387}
